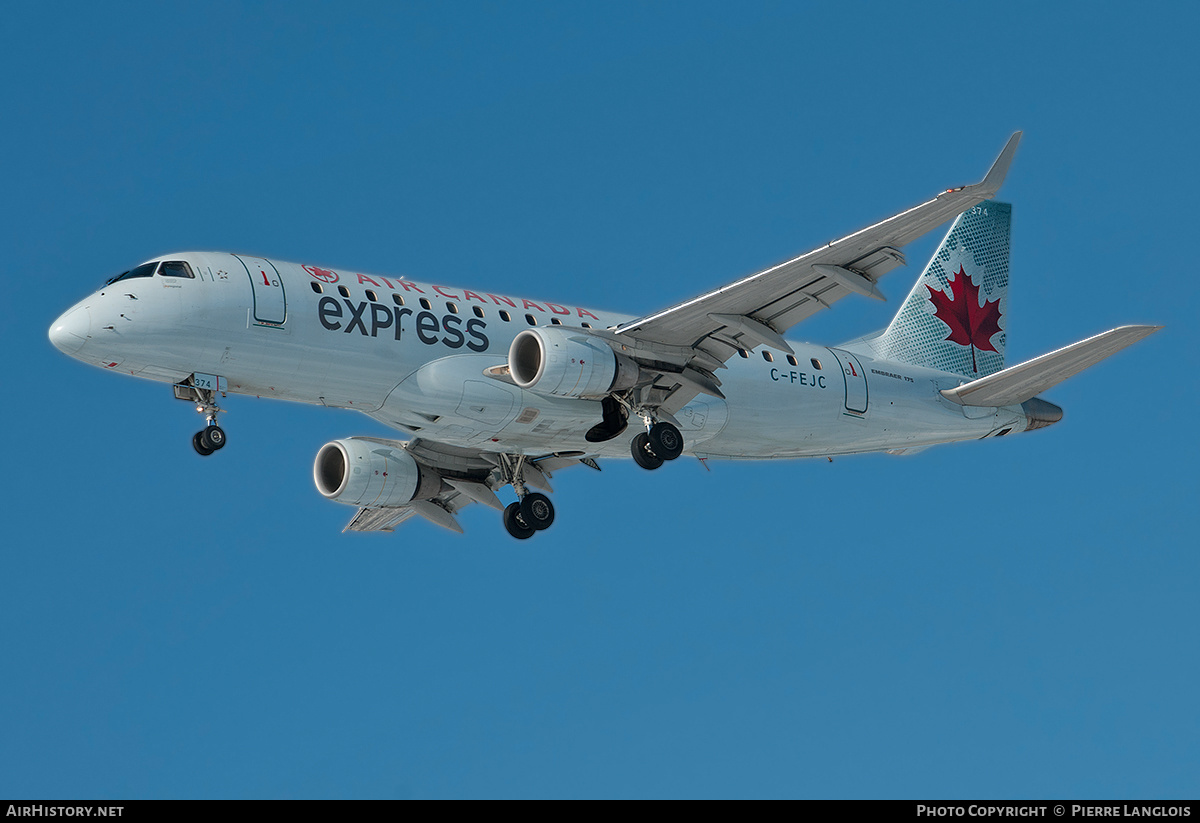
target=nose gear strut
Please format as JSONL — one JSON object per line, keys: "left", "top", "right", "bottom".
{"left": 174, "top": 375, "right": 228, "bottom": 456}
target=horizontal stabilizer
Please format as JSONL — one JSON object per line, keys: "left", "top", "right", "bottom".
{"left": 941, "top": 325, "right": 1161, "bottom": 407}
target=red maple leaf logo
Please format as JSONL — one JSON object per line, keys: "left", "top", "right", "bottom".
{"left": 303, "top": 264, "right": 339, "bottom": 284}
{"left": 927, "top": 265, "right": 1002, "bottom": 373}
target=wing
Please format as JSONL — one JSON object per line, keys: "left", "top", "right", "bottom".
{"left": 611, "top": 133, "right": 1022, "bottom": 413}
{"left": 342, "top": 437, "right": 600, "bottom": 533}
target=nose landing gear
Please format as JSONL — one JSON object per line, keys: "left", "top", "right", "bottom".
{"left": 174, "top": 375, "right": 228, "bottom": 457}
{"left": 192, "top": 424, "right": 227, "bottom": 456}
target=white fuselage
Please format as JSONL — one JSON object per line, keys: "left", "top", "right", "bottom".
{"left": 50, "top": 252, "right": 1029, "bottom": 459}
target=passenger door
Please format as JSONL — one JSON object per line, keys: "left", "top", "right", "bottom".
{"left": 234, "top": 254, "right": 286, "bottom": 325}
{"left": 829, "top": 348, "right": 868, "bottom": 414}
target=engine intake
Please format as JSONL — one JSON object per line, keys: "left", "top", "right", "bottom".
{"left": 508, "top": 327, "right": 638, "bottom": 399}
{"left": 314, "top": 438, "right": 440, "bottom": 507}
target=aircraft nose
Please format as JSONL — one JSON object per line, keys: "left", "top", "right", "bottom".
{"left": 49, "top": 305, "right": 91, "bottom": 355}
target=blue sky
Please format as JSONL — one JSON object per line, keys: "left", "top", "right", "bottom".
{"left": 3, "top": 1, "right": 1197, "bottom": 799}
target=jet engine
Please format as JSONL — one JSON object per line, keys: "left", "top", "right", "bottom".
{"left": 313, "top": 438, "right": 441, "bottom": 507}
{"left": 508, "top": 327, "right": 638, "bottom": 399}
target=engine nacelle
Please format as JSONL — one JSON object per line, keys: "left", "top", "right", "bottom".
{"left": 508, "top": 327, "right": 638, "bottom": 399}
{"left": 313, "top": 438, "right": 440, "bottom": 508}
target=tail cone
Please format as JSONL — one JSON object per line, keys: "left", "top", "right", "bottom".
{"left": 1022, "top": 397, "right": 1063, "bottom": 431}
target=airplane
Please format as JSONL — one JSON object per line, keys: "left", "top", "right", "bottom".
{"left": 48, "top": 133, "right": 1160, "bottom": 539}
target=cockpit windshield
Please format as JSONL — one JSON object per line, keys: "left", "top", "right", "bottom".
{"left": 105, "top": 260, "right": 194, "bottom": 285}
{"left": 159, "top": 261, "right": 194, "bottom": 278}
{"left": 105, "top": 261, "right": 158, "bottom": 285}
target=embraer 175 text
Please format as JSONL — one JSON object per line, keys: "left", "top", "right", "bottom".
{"left": 49, "top": 134, "right": 1160, "bottom": 539}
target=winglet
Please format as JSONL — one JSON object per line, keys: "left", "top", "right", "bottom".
{"left": 977, "top": 131, "right": 1022, "bottom": 197}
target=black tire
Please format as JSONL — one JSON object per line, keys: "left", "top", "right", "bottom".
{"left": 520, "top": 492, "right": 555, "bottom": 531}
{"left": 648, "top": 422, "right": 683, "bottom": 460}
{"left": 503, "top": 502, "right": 536, "bottom": 540}
{"left": 631, "top": 432, "right": 664, "bottom": 470}
{"left": 201, "top": 425, "right": 226, "bottom": 451}
{"left": 192, "top": 431, "right": 214, "bottom": 456}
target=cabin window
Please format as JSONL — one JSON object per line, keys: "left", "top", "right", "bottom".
{"left": 582, "top": 322, "right": 592, "bottom": 329}
{"left": 419, "top": 298, "right": 431, "bottom": 310}
{"left": 365, "top": 290, "right": 378, "bottom": 302}
{"left": 338, "top": 286, "right": 350, "bottom": 298}
{"left": 811, "top": 358, "right": 822, "bottom": 370}
{"left": 525, "top": 314, "right": 537, "bottom": 325}
{"left": 762, "top": 351, "right": 774, "bottom": 362}
{"left": 392, "top": 294, "right": 405, "bottom": 306}
{"left": 159, "top": 261, "right": 194, "bottom": 278}
{"left": 447, "top": 302, "right": 459, "bottom": 314}
{"left": 472, "top": 306, "right": 485, "bottom": 318}
{"left": 310, "top": 282, "right": 323, "bottom": 294}
{"left": 738, "top": 349, "right": 748, "bottom": 359}
{"left": 786, "top": 355, "right": 798, "bottom": 367}
{"left": 550, "top": 317, "right": 562, "bottom": 325}
{"left": 499, "top": 310, "right": 511, "bottom": 322}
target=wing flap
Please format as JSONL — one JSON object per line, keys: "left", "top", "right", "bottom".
{"left": 344, "top": 506, "right": 417, "bottom": 533}
{"left": 443, "top": 478, "right": 504, "bottom": 511}
{"left": 409, "top": 500, "right": 465, "bottom": 533}
{"left": 941, "top": 325, "right": 1162, "bottom": 407}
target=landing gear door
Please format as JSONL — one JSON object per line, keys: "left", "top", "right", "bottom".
{"left": 234, "top": 254, "right": 286, "bottom": 326}
{"left": 829, "top": 348, "right": 868, "bottom": 414}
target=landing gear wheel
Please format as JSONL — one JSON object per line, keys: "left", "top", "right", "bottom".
{"left": 200, "top": 425, "right": 226, "bottom": 451}
{"left": 631, "top": 432, "right": 664, "bottom": 470}
{"left": 503, "top": 502, "right": 536, "bottom": 540}
{"left": 520, "top": 492, "right": 555, "bottom": 531}
{"left": 648, "top": 421, "right": 683, "bottom": 460}
{"left": 192, "top": 431, "right": 214, "bottom": 456}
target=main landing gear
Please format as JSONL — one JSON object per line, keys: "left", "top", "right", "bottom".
{"left": 497, "top": 455, "right": 556, "bottom": 540}
{"left": 630, "top": 420, "right": 683, "bottom": 470}
{"left": 503, "top": 493, "right": 555, "bottom": 540}
{"left": 503, "top": 502, "right": 535, "bottom": 540}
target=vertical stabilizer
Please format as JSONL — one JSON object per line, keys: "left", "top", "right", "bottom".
{"left": 867, "top": 201, "right": 1011, "bottom": 378}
